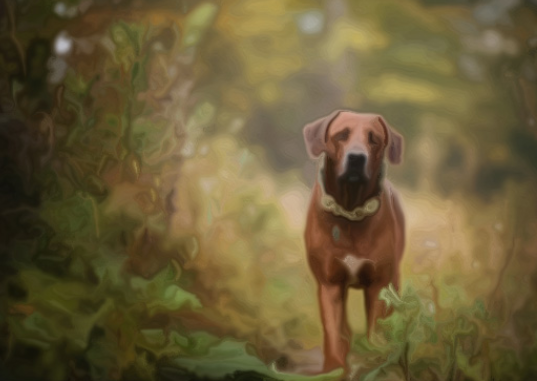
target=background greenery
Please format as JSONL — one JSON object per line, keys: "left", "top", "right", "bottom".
{"left": 1, "top": 0, "right": 537, "bottom": 380}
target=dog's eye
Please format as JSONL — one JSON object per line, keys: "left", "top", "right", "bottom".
{"left": 368, "top": 132, "right": 379, "bottom": 145}
{"left": 334, "top": 129, "right": 350, "bottom": 142}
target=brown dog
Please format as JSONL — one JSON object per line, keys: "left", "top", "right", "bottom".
{"left": 303, "top": 110, "right": 405, "bottom": 373}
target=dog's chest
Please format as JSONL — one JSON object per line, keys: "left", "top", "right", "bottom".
{"left": 326, "top": 221, "right": 395, "bottom": 286}
{"left": 328, "top": 221, "right": 385, "bottom": 256}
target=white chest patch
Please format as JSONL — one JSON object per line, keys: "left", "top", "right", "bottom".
{"left": 339, "top": 255, "right": 375, "bottom": 284}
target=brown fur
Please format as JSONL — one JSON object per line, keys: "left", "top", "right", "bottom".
{"left": 303, "top": 111, "right": 405, "bottom": 372}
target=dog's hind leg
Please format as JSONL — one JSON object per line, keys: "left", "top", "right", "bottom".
{"left": 364, "top": 282, "right": 390, "bottom": 338}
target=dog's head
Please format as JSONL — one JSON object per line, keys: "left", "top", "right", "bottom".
{"left": 303, "top": 110, "right": 403, "bottom": 184}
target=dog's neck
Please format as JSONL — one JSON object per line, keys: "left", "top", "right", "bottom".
{"left": 318, "top": 154, "right": 384, "bottom": 221}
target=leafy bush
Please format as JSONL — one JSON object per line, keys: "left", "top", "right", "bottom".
{"left": 2, "top": 1, "right": 537, "bottom": 381}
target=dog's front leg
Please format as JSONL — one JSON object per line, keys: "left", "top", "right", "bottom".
{"left": 318, "top": 282, "right": 351, "bottom": 372}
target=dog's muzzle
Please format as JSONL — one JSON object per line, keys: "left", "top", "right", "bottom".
{"left": 342, "top": 152, "right": 369, "bottom": 183}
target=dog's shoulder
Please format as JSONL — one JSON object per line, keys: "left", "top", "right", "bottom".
{"left": 382, "top": 179, "right": 405, "bottom": 227}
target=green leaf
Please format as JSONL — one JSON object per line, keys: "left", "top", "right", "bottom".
{"left": 182, "top": 3, "right": 218, "bottom": 48}
{"left": 147, "top": 284, "right": 202, "bottom": 314}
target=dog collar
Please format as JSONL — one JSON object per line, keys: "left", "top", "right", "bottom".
{"left": 317, "top": 154, "right": 381, "bottom": 221}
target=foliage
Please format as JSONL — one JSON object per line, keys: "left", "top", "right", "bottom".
{"left": 1, "top": 0, "right": 537, "bottom": 380}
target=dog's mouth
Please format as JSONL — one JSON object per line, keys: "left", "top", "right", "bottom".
{"left": 336, "top": 172, "right": 369, "bottom": 211}
{"left": 341, "top": 171, "right": 368, "bottom": 185}
{"left": 346, "top": 174, "right": 364, "bottom": 183}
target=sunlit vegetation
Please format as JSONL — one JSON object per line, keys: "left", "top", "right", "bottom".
{"left": 1, "top": 0, "right": 537, "bottom": 380}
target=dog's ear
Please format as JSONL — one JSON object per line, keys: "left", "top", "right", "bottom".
{"left": 303, "top": 111, "right": 341, "bottom": 159}
{"left": 378, "top": 116, "right": 404, "bottom": 165}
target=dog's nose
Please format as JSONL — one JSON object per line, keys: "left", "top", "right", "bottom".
{"left": 347, "top": 154, "right": 366, "bottom": 170}
{"left": 344, "top": 153, "right": 368, "bottom": 182}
